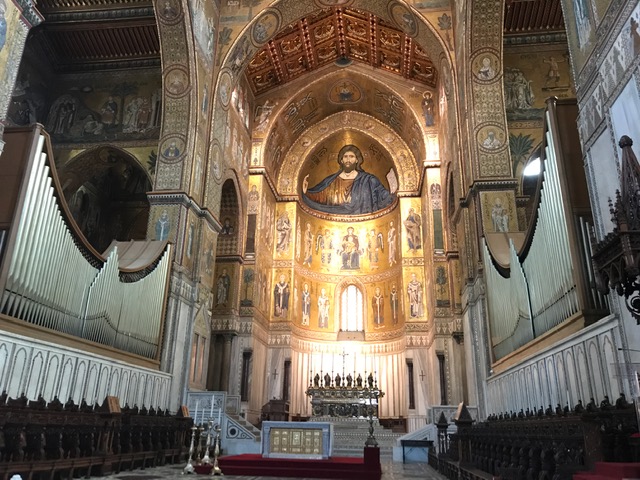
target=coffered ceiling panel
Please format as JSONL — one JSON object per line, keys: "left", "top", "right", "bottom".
{"left": 28, "top": 0, "right": 564, "bottom": 76}
{"left": 247, "top": 7, "right": 438, "bottom": 97}
{"left": 504, "top": 0, "right": 565, "bottom": 33}
{"left": 30, "top": 0, "right": 159, "bottom": 72}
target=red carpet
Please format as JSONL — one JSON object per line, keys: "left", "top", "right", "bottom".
{"left": 573, "top": 462, "right": 640, "bottom": 480}
{"left": 218, "top": 447, "right": 382, "bottom": 479}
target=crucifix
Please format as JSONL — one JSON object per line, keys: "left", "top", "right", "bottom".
{"left": 339, "top": 348, "right": 349, "bottom": 378}
{"left": 419, "top": 370, "right": 425, "bottom": 382}
{"left": 271, "top": 369, "right": 278, "bottom": 379}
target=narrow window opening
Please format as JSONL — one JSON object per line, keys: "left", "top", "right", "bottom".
{"left": 407, "top": 361, "right": 416, "bottom": 410}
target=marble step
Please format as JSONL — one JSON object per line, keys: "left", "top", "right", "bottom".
{"left": 329, "top": 418, "right": 401, "bottom": 459}
{"left": 228, "top": 414, "right": 261, "bottom": 441}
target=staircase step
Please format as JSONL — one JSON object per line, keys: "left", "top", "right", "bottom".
{"left": 573, "top": 463, "right": 640, "bottom": 480}
{"left": 573, "top": 475, "right": 631, "bottom": 480}
{"left": 228, "top": 414, "right": 261, "bottom": 442}
{"left": 326, "top": 418, "right": 400, "bottom": 460}
{"left": 594, "top": 462, "right": 640, "bottom": 478}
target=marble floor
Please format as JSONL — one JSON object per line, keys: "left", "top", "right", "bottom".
{"left": 99, "top": 462, "right": 447, "bottom": 480}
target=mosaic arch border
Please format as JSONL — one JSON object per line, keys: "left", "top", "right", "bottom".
{"left": 255, "top": 64, "right": 430, "bottom": 168}
{"left": 65, "top": 144, "right": 153, "bottom": 184}
{"left": 275, "top": 111, "right": 421, "bottom": 198}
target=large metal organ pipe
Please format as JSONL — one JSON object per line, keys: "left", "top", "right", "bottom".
{"left": 482, "top": 99, "right": 607, "bottom": 361}
{"left": 482, "top": 239, "right": 532, "bottom": 360}
{"left": 521, "top": 118, "right": 578, "bottom": 335}
{"left": 0, "top": 126, "right": 172, "bottom": 361}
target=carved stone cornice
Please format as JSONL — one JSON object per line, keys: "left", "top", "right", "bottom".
{"left": 503, "top": 32, "right": 567, "bottom": 46}
{"left": 169, "top": 271, "right": 197, "bottom": 303}
{"left": 405, "top": 321, "right": 431, "bottom": 332}
{"left": 148, "top": 191, "right": 223, "bottom": 231}
{"left": 462, "top": 273, "right": 485, "bottom": 307}
{"left": 270, "top": 322, "right": 293, "bottom": 332}
{"left": 15, "top": 0, "right": 44, "bottom": 27}
{"left": 211, "top": 316, "right": 240, "bottom": 333}
{"left": 268, "top": 334, "right": 291, "bottom": 346}
{"left": 290, "top": 333, "right": 406, "bottom": 354}
{"left": 460, "top": 179, "right": 520, "bottom": 208}
{"left": 41, "top": 6, "right": 154, "bottom": 22}
{"left": 406, "top": 335, "right": 431, "bottom": 347}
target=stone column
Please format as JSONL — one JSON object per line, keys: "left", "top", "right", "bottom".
{"left": 220, "top": 334, "right": 235, "bottom": 391}
{"left": 206, "top": 335, "right": 223, "bottom": 391}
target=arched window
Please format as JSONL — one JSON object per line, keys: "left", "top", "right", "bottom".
{"left": 340, "top": 285, "right": 364, "bottom": 331}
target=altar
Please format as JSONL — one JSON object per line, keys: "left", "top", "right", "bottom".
{"left": 305, "top": 372, "right": 384, "bottom": 418}
{"left": 261, "top": 421, "right": 333, "bottom": 460}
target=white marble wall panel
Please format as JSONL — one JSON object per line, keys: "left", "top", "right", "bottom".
{"left": 610, "top": 79, "right": 640, "bottom": 149}
{"left": 585, "top": 128, "right": 619, "bottom": 238}
{"left": 486, "top": 314, "right": 624, "bottom": 415}
{"left": 0, "top": 330, "right": 173, "bottom": 410}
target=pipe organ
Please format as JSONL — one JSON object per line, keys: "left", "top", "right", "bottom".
{"left": 482, "top": 239, "right": 531, "bottom": 359}
{"left": 0, "top": 126, "right": 172, "bottom": 361}
{"left": 483, "top": 99, "right": 608, "bottom": 361}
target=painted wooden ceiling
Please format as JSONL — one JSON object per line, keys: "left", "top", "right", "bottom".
{"left": 504, "top": 0, "right": 565, "bottom": 34}
{"left": 30, "top": 0, "right": 160, "bottom": 72}
{"left": 246, "top": 7, "right": 437, "bottom": 96}
{"left": 29, "top": 0, "right": 565, "bottom": 75}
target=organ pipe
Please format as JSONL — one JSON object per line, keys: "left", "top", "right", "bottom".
{"left": 482, "top": 99, "right": 606, "bottom": 361}
{"left": 0, "top": 126, "right": 172, "bottom": 362}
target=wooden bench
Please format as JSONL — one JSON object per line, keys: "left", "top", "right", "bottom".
{"left": 0, "top": 394, "right": 192, "bottom": 480}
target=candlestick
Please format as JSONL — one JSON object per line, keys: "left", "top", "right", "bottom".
{"left": 202, "top": 420, "right": 213, "bottom": 465}
{"left": 211, "top": 424, "right": 223, "bottom": 476}
{"left": 183, "top": 425, "right": 198, "bottom": 474}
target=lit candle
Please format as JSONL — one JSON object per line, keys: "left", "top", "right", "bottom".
{"left": 210, "top": 395, "right": 215, "bottom": 418}
{"left": 218, "top": 407, "right": 222, "bottom": 425}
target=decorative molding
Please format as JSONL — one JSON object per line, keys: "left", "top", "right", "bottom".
{"left": 485, "top": 314, "right": 620, "bottom": 415}
{"left": 460, "top": 179, "right": 520, "bottom": 207}
{"left": 42, "top": 6, "right": 155, "bottom": 22}
{"left": 0, "top": 330, "right": 172, "bottom": 409}
{"left": 148, "top": 191, "right": 222, "bottom": 231}
{"left": 15, "top": 0, "right": 44, "bottom": 27}
{"left": 503, "top": 32, "right": 568, "bottom": 46}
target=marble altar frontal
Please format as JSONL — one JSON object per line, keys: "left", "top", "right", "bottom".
{"left": 261, "top": 421, "right": 333, "bottom": 460}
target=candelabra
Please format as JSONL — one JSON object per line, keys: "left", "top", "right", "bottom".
{"left": 195, "top": 424, "right": 205, "bottom": 463}
{"left": 182, "top": 425, "right": 198, "bottom": 474}
{"left": 364, "top": 391, "right": 379, "bottom": 447}
{"left": 210, "top": 423, "right": 223, "bottom": 476}
{"left": 201, "top": 420, "right": 213, "bottom": 465}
